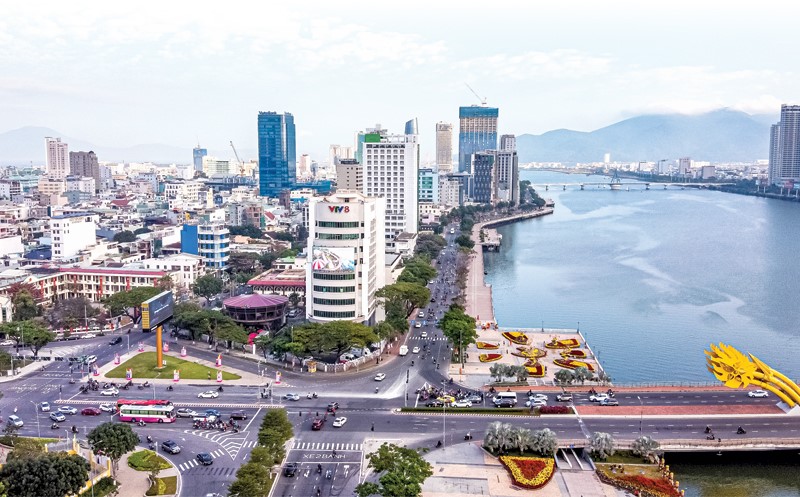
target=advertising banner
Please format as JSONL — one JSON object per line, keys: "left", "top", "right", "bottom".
{"left": 311, "top": 246, "right": 356, "bottom": 272}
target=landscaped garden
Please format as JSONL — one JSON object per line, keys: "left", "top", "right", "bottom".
{"left": 127, "top": 449, "right": 171, "bottom": 472}
{"left": 501, "top": 331, "right": 529, "bottom": 345}
{"left": 106, "top": 352, "right": 241, "bottom": 380}
{"left": 545, "top": 337, "right": 581, "bottom": 349}
{"left": 483, "top": 421, "right": 558, "bottom": 490}
{"left": 479, "top": 353, "right": 503, "bottom": 362}
{"left": 145, "top": 476, "right": 177, "bottom": 496}
{"left": 499, "top": 456, "right": 555, "bottom": 489}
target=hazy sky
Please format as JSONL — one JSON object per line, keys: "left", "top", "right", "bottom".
{"left": 1, "top": 1, "right": 798, "bottom": 162}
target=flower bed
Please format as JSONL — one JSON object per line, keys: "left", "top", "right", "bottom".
{"left": 545, "top": 338, "right": 581, "bottom": 349}
{"left": 524, "top": 362, "right": 545, "bottom": 377}
{"left": 502, "top": 331, "right": 529, "bottom": 345}
{"left": 596, "top": 468, "right": 681, "bottom": 497}
{"left": 517, "top": 347, "right": 547, "bottom": 358}
{"left": 479, "top": 353, "right": 503, "bottom": 363}
{"left": 560, "top": 349, "right": 587, "bottom": 358}
{"left": 538, "top": 405, "right": 571, "bottom": 415}
{"left": 553, "top": 358, "right": 595, "bottom": 371}
{"left": 476, "top": 341, "right": 500, "bottom": 350}
{"left": 499, "top": 456, "right": 555, "bottom": 489}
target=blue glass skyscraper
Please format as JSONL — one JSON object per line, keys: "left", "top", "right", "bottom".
{"left": 193, "top": 146, "right": 207, "bottom": 173}
{"left": 258, "top": 111, "right": 296, "bottom": 197}
{"left": 458, "top": 106, "right": 498, "bottom": 173}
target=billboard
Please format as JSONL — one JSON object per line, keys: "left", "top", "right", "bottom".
{"left": 141, "top": 291, "right": 174, "bottom": 331}
{"left": 311, "top": 246, "right": 356, "bottom": 272}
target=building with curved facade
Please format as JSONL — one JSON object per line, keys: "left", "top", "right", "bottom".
{"left": 222, "top": 293, "right": 288, "bottom": 331}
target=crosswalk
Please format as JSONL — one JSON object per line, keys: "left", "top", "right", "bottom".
{"left": 409, "top": 336, "right": 448, "bottom": 342}
{"left": 177, "top": 449, "right": 225, "bottom": 471}
{"left": 183, "top": 429, "right": 257, "bottom": 460}
{"left": 291, "top": 441, "right": 363, "bottom": 451}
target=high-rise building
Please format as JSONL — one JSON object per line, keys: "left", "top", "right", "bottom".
{"left": 458, "top": 106, "right": 498, "bottom": 173}
{"left": 51, "top": 212, "right": 98, "bottom": 262}
{"left": 436, "top": 122, "right": 453, "bottom": 174}
{"left": 306, "top": 191, "right": 385, "bottom": 325}
{"left": 500, "top": 134, "right": 516, "bottom": 152}
{"left": 69, "top": 151, "right": 100, "bottom": 189}
{"left": 361, "top": 125, "right": 419, "bottom": 251}
{"left": 193, "top": 146, "right": 207, "bottom": 173}
{"left": 471, "top": 152, "right": 495, "bottom": 204}
{"left": 335, "top": 159, "right": 363, "bottom": 192}
{"left": 298, "top": 154, "right": 312, "bottom": 179}
{"left": 495, "top": 136, "right": 520, "bottom": 205}
{"left": 418, "top": 168, "right": 439, "bottom": 205}
{"left": 769, "top": 123, "right": 782, "bottom": 185}
{"left": 257, "top": 112, "right": 296, "bottom": 197}
{"left": 678, "top": 157, "right": 691, "bottom": 176}
{"left": 181, "top": 222, "right": 230, "bottom": 270}
{"left": 45, "top": 137, "right": 69, "bottom": 179}
{"left": 772, "top": 105, "right": 800, "bottom": 186}
{"left": 202, "top": 156, "right": 231, "bottom": 176}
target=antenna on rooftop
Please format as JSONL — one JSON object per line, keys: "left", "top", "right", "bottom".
{"left": 465, "top": 83, "right": 487, "bottom": 106}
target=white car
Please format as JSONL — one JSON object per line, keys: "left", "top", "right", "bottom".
{"left": 451, "top": 400, "right": 472, "bottom": 408}
{"left": 418, "top": 312, "right": 425, "bottom": 318}
{"left": 283, "top": 393, "right": 301, "bottom": 401}
{"left": 412, "top": 346, "right": 420, "bottom": 354}
{"left": 82, "top": 333, "right": 97, "bottom": 339}
{"left": 0, "top": 339, "right": 14, "bottom": 346}
{"left": 58, "top": 406, "right": 78, "bottom": 415}
{"left": 332, "top": 417, "right": 348, "bottom": 427}
{"left": 526, "top": 399, "right": 547, "bottom": 407}
{"left": 414, "top": 323, "right": 422, "bottom": 328}
{"left": 99, "top": 403, "right": 115, "bottom": 413}
{"left": 748, "top": 390, "right": 769, "bottom": 398}
{"left": 40, "top": 402, "right": 51, "bottom": 412}
{"left": 529, "top": 393, "right": 548, "bottom": 402}
{"left": 374, "top": 373, "right": 386, "bottom": 381}
{"left": 197, "top": 390, "right": 220, "bottom": 399}
{"left": 85, "top": 355, "right": 98, "bottom": 365}
{"left": 100, "top": 388, "right": 119, "bottom": 396}
{"left": 7, "top": 415, "right": 23, "bottom": 428}
{"left": 420, "top": 331, "right": 428, "bottom": 338}
{"left": 589, "top": 393, "right": 609, "bottom": 403}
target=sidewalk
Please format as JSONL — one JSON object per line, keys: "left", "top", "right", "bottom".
{"left": 115, "top": 450, "right": 180, "bottom": 497}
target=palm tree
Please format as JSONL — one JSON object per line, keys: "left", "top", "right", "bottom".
{"left": 554, "top": 369, "right": 576, "bottom": 385}
{"left": 573, "top": 366, "right": 592, "bottom": 384}
{"left": 534, "top": 428, "right": 559, "bottom": 457}
{"left": 631, "top": 435, "right": 660, "bottom": 462}
{"left": 590, "top": 432, "right": 615, "bottom": 460}
{"left": 510, "top": 427, "right": 534, "bottom": 455}
{"left": 483, "top": 421, "right": 504, "bottom": 454}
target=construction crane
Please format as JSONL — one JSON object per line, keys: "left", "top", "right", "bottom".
{"left": 465, "top": 83, "right": 487, "bottom": 106}
{"left": 229, "top": 141, "right": 245, "bottom": 177}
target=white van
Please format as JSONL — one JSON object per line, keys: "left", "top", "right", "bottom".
{"left": 399, "top": 345, "right": 409, "bottom": 356}
{"left": 492, "top": 392, "right": 518, "bottom": 406}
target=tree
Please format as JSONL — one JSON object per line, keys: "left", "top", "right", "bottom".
{"left": 631, "top": 435, "right": 661, "bottom": 463}
{"left": 355, "top": 443, "right": 433, "bottom": 497}
{"left": 291, "top": 321, "right": 378, "bottom": 360}
{"left": 45, "top": 296, "right": 99, "bottom": 330}
{"left": 438, "top": 306, "right": 477, "bottom": 362}
{"left": 510, "top": 427, "right": 534, "bottom": 455}
{"left": 172, "top": 302, "right": 207, "bottom": 340}
{"left": 157, "top": 274, "right": 174, "bottom": 291}
{"left": 103, "top": 286, "right": 162, "bottom": 324}
{"left": 6, "top": 438, "right": 45, "bottom": 461}
{"left": 192, "top": 274, "right": 224, "bottom": 303}
{"left": 133, "top": 227, "right": 152, "bottom": 235}
{"left": 489, "top": 364, "right": 506, "bottom": 383}
{"left": 414, "top": 233, "right": 446, "bottom": 260}
{"left": 229, "top": 225, "right": 264, "bottom": 239}
{"left": 372, "top": 321, "right": 394, "bottom": 341}
{"left": 214, "top": 321, "right": 249, "bottom": 349}
{"left": 253, "top": 334, "right": 273, "bottom": 360}
{"left": 554, "top": 369, "right": 576, "bottom": 385}
{"left": 87, "top": 422, "right": 139, "bottom": 474}
{"left": 258, "top": 251, "right": 279, "bottom": 270}
{"left": 573, "top": 366, "right": 593, "bottom": 384}
{"left": 113, "top": 230, "right": 136, "bottom": 243}
{"left": 0, "top": 453, "right": 89, "bottom": 497}
{"left": 228, "top": 462, "right": 271, "bottom": 497}
{"left": 532, "top": 428, "right": 559, "bottom": 457}
{"left": 227, "top": 252, "right": 261, "bottom": 275}
{"left": 589, "top": 432, "right": 615, "bottom": 460}
{"left": 397, "top": 257, "right": 437, "bottom": 287}
{"left": 287, "top": 292, "right": 300, "bottom": 308}
{"left": 7, "top": 283, "right": 41, "bottom": 321}
{"left": 455, "top": 234, "right": 475, "bottom": 250}
{"left": 376, "top": 282, "right": 430, "bottom": 320}
{"left": 513, "top": 365, "right": 529, "bottom": 383}
{"left": 483, "top": 422, "right": 513, "bottom": 455}
{"left": 1, "top": 321, "right": 54, "bottom": 358}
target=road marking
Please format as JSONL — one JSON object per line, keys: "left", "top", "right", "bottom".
{"left": 292, "top": 441, "right": 363, "bottom": 451}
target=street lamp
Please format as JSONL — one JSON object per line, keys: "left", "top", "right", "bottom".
{"left": 637, "top": 395, "right": 643, "bottom": 436}
{"left": 29, "top": 401, "right": 40, "bottom": 438}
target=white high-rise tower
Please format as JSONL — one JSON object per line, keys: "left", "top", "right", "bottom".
{"left": 45, "top": 137, "right": 69, "bottom": 179}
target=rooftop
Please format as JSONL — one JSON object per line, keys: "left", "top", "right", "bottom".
{"left": 223, "top": 293, "right": 288, "bottom": 308}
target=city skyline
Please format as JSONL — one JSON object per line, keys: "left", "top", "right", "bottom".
{"left": 1, "top": 2, "right": 799, "bottom": 162}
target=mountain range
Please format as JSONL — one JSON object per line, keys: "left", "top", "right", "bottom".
{"left": 0, "top": 109, "right": 777, "bottom": 166}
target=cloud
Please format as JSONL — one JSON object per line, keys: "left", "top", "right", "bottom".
{"left": 453, "top": 49, "right": 613, "bottom": 80}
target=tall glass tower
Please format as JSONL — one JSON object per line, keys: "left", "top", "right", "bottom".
{"left": 258, "top": 112, "right": 296, "bottom": 197}
{"left": 458, "top": 106, "right": 498, "bottom": 173}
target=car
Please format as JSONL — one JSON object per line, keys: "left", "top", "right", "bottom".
{"left": 101, "top": 387, "right": 119, "bottom": 396}
{"left": 526, "top": 399, "right": 547, "bottom": 407}
{"left": 418, "top": 312, "right": 425, "bottom": 318}
{"left": 374, "top": 373, "right": 386, "bottom": 381}
{"left": 99, "top": 403, "right": 115, "bottom": 413}
{"left": 176, "top": 408, "right": 197, "bottom": 418}
{"left": 58, "top": 406, "right": 78, "bottom": 415}
{"left": 326, "top": 402, "right": 339, "bottom": 413}
{"left": 0, "top": 339, "right": 14, "bottom": 346}
{"left": 197, "top": 390, "right": 219, "bottom": 399}
{"left": 426, "top": 400, "right": 444, "bottom": 407}
{"left": 414, "top": 322, "right": 422, "bottom": 328}
{"left": 40, "top": 402, "right": 51, "bottom": 412}
{"left": 283, "top": 393, "right": 301, "bottom": 401}
{"left": 748, "top": 390, "right": 769, "bottom": 398}
{"left": 332, "top": 416, "right": 348, "bottom": 427}
{"left": 412, "top": 346, "right": 420, "bottom": 354}
{"left": 589, "top": 393, "right": 609, "bottom": 403}
{"left": 451, "top": 400, "right": 472, "bottom": 408}
{"left": 161, "top": 440, "right": 181, "bottom": 454}
{"left": 229, "top": 410, "right": 248, "bottom": 420}
{"left": 283, "top": 462, "right": 298, "bottom": 477}
{"left": 420, "top": 331, "right": 428, "bottom": 338}
{"left": 495, "top": 399, "right": 516, "bottom": 408}
{"left": 7, "top": 415, "right": 23, "bottom": 428}
{"left": 287, "top": 309, "right": 299, "bottom": 318}
{"left": 50, "top": 412, "right": 66, "bottom": 422}
{"left": 466, "top": 394, "right": 482, "bottom": 404}
{"left": 600, "top": 398, "right": 620, "bottom": 407}
{"left": 82, "top": 333, "right": 97, "bottom": 339}
{"left": 204, "top": 409, "right": 221, "bottom": 417}
{"left": 311, "top": 418, "right": 325, "bottom": 430}
{"left": 529, "top": 393, "right": 548, "bottom": 402}
{"left": 196, "top": 453, "right": 213, "bottom": 465}
{"left": 81, "top": 407, "right": 102, "bottom": 416}
{"left": 556, "top": 393, "right": 573, "bottom": 402}
{"left": 109, "top": 337, "right": 122, "bottom": 345}
{"left": 430, "top": 298, "right": 436, "bottom": 303}
{"left": 85, "top": 355, "right": 98, "bottom": 365}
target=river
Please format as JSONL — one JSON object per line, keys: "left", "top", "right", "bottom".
{"left": 484, "top": 170, "right": 800, "bottom": 497}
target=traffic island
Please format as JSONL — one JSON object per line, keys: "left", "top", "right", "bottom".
{"left": 125, "top": 450, "right": 180, "bottom": 497}
{"left": 105, "top": 352, "right": 241, "bottom": 380}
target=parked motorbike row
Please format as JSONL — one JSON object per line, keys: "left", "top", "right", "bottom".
{"left": 193, "top": 420, "right": 240, "bottom": 433}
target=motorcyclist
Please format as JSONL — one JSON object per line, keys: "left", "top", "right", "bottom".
{"left": 705, "top": 425, "right": 711, "bottom": 434}
{"left": 737, "top": 426, "right": 746, "bottom": 434}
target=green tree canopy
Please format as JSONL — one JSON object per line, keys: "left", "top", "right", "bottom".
{"left": 0, "top": 453, "right": 89, "bottom": 497}
{"left": 113, "top": 230, "right": 136, "bottom": 243}
{"left": 103, "top": 286, "right": 162, "bottom": 324}
{"left": 7, "top": 283, "right": 40, "bottom": 321}
{"left": 355, "top": 443, "right": 433, "bottom": 497}
{"left": 397, "top": 257, "right": 437, "bottom": 287}
{"left": 0, "top": 321, "right": 54, "bottom": 357}
{"left": 291, "top": 321, "right": 378, "bottom": 360}
{"left": 192, "top": 274, "right": 224, "bottom": 303}
{"left": 227, "top": 252, "right": 261, "bottom": 275}
{"left": 229, "top": 224, "right": 265, "bottom": 239}
{"left": 414, "top": 233, "right": 446, "bottom": 260}
{"left": 455, "top": 234, "right": 475, "bottom": 250}
{"left": 45, "top": 296, "right": 99, "bottom": 330}
{"left": 438, "top": 306, "right": 477, "bottom": 360}
{"left": 228, "top": 462, "right": 271, "bottom": 497}
{"left": 87, "top": 422, "right": 139, "bottom": 474}
{"left": 376, "top": 282, "right": 430, "bottom": 320}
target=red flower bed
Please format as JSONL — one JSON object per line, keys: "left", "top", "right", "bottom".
{"left": 561, "top": 349, "right": 587, "bottom": 358}
{"left": 499, "top": 456, "right": 555, "bottom": 489}
{"left": 553, "top": 358, "right": 595, "bottom": 372}
{"left": 597, "top": 469, "right": 681, "bottom": 497}
{"left": 538, "top": 405, "right": 571, "bottom": 414}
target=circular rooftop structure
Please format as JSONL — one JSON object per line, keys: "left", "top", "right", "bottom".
{"left": 223, "top": 293, "right": 289, "bottom": 330}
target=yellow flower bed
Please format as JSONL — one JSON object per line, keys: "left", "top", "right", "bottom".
{"left": 545, "top": 338, "right": 581, "bottom": 349}
{"left": 479, "top": 353, "right": 503, "bottom": 362}
{"left": 499, "top": 456, "right": 555, "bottom": 489}
{"left": 476, "top": 341, "right": 500, "bottom": 350}
{"left": 553, "top": 358, "right": 595, "bottom": 372}
{"left": 502, "top": 331, "right": 529, "bottom": 345}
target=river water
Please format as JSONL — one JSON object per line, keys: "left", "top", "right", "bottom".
{"left": 484, "top": 170, "right": 800, "bottom": 497}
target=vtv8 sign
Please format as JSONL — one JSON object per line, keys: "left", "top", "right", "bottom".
{"left": 328, "top": 206, "right": 350, "bottom": 213}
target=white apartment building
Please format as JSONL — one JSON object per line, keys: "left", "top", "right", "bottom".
{"left": 50, "top": 212, "right": 99, "bottom": 263}
{"left": 362, "top": 128, "right": 418, "bottom": 251}
{"left": 141, "top": 254, "right": 205, "bottom": 288}
{"left": 306, "top": 192, "right": 386, "bottom": 325}
{"left": 0, "top": 181, "right": 22, "bottom": 200}
{"left": 38, "top": 176, "right": 67, "bottom": 197}
{"left": 163, "top": 180, "right": 203, "bottom": 202}
{"left": 45, "top": 137, "right": 69, "bottom": 179}
{"left": 439, "top": 175, "right": 461, "bottom": 207}
{"left": 436, "top": 122, "right": 453, "bottom": 174}
{"left": 66, "top": 176, "right": 96, "bottom": 195}
{"left": 202, "top": 156, "right": 231, "bottom": 176}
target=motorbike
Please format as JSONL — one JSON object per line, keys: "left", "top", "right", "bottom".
{"left": 704, "top": 426, "right": 711, "bottom": 434}
{"left": 146, "top": 435, "right": 153, "bottom": 443}
{"left": 138, "top": 420, "right": 146, "bottom": 427}
{"left": 167, "top": 385, "right": 173, "bottom": 391}
{"left": 143, "top": 381, "right": 150, "bottom": 387}
{"left": 123, "top": 385, "right": 129, "bottom": 390}
{"left": 51, "top": 423, "right": 59, "bottom": 430}
{"left": 137, "top": 384, "right": 144, "bottom": 390}
{"left": 69, "top": 378, "right": 76, "bottom": 384}
{"left": 436, "top": 440, "right": 442, "bottom": 448}
{"left": 307, "top": 393, "right": 313, "bottom": 399}
{"left": 706, "top": 434, "right": 716, "bottom": 440}
{"left": 148, "top": 442, "right": 156, "bottom": 450}
{"left": 411, "top": 360, "right": 414, "bottom": 366}
{"left": 737, "top": 427, "right": 747, "bottom": 435}
{"left": 317, "top": 464, "right": 322, "bottom": 474}
{"left": 312, "top": 392, "right": 318, "bottom": 399}
{"left": 375, "top": 387, "right": 379, "bottom": 394}
{"left": 464, "top": 433, "right": 473, "bottom": 441}
{"left": 217, "top": 386, "right": 224, "bottom": 392}
{"left": 325, "top": 469, "right": 332, "bottom": 480}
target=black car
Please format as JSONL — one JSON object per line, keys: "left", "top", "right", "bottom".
{"left": 283, "top": 462, "right": 298, "bottom": 477}
{"left": 196, "top": 453, "right": 213, "bottom": 465}
{"left": 326, "top": 402, "right": 339, "bottom": 412}
{"left": 109, "top": 337, "right": 122, "bottom": 345}
{"left": 161, "top": 440, "right": 181, "bottom": 454}
{"left": 312, "top": 418, "right": 325, "bottom": 430}
{"left": 495, "top": 399, "right": 516, "bottom": 408}
{"left": 426, "top": 400, "right": 444, "bottom": 407}
{"left": 229, "top": 410, "right": 247, "bottom": 420}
